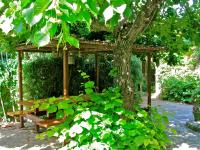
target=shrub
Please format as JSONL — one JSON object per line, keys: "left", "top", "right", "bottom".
{"left": 23, "top": 56, "right": 63, "bottom": 99}
{"left": 161, "top": 76, "right": 199, "bottom": 103}
{"left": 36, "top": 79, "right": 171, "bottom": 150}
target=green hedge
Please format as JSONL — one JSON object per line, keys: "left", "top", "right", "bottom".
{"left": 23, "top": 54, "right": 143, "bottom": 100}
{"left": 161, "top": 76, "right": 199, "bottom": 103}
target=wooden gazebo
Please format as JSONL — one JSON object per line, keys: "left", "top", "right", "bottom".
{"left": 16, "top": 40, "right": 164, "bottom": 128}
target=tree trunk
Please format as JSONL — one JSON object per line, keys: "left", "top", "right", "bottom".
{"left": 113, "top": 40, "right": 135, "bottom": 110}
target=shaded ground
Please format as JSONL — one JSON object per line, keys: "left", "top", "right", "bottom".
{"left": 0, "top": 122, "right": 60, "bottom": 150}
{"left": 0, "top": 99, "right": 200, "bottom": 150}
{"left": 151, "top": 99, "right": 200, "bottom": 150}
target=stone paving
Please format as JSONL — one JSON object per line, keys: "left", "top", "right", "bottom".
{"left": 0, "top": 100, "right": 200, "bottom": 150}
{"left": 152, "top": 99, "right": 200, "bottom": 150}
{"left": 0, "top": 122, "right": 60, "bottom": 150}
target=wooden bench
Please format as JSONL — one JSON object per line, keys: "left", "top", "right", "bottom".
{"left": 26, "top": 114, "right": 66, "bottom": 131}
{"left": 7, "top": 110, "right": 34, "bottom": 118}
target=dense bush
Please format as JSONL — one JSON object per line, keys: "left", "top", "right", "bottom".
{"left": 23, "top": 56, "right": 63, "bottom": 99}
{"left": 36, "top": 76, "right": 171, "bottom": 150}
{"left": 24, "top": 54, "right": 143, "bottom": 101}
{"left": 161, "top": 76, "right": 199, "bottom": 103}
{"left": 0, "top": 58, "right": 17, "bottom": 118}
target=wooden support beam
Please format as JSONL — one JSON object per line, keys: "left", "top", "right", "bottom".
{"left": 63, "top": 50, "right": 69, "bottom": 97}
{"left": 95, "top": 53, "right": 100, "bottom": 92}
{"left": 18, "top": 51, "right": 24, "bottom": 128}
{"left": 147, "top": 53, "right": 152, "bottom": 107}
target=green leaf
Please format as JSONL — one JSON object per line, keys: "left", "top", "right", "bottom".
{"left": 134, "top": 136, "right": 146, "bottom": 148}
{"left": 66, "top": 36, "right": 80, "bottom": 48}
{"left": 13, "top": 20, "right": 26, "bottom": 33}
{"left": 87, "top": 0, "right": 98, "bottom": 16}
{"left": 49, "top": 24, "right": 58, "bottom": 38}
{"left": 21, "top": 0, "right": 32, "bottom": 8}
{"left": 56, "top": 110, "right": 65, "bottom": 119}
{"left": 48, "top": 104, "right": 57, "bottom": 113}
{"left": 40, "top": 103, "right": 49, "bottom": 110}
{"left": 33, "top": 31, "right": 50, "bottom": 47}
{"left": 58, "top": 101, "right": 72, "bottom": 109}
{"left": 22, "top": 4, "right": 42, "bottom": 26}
{"left": 82, "top": 10, "right": 92, "bottom": 25}
{"left": 85, "top": 88, "right": 93, "bottom": 94}
{"left": 111, "top": 0, "right": 125, "bottom": 7}
{"left": 84, "top": 81, "right": 95, "bottom": 88}
{"left": 34, "top": 0, "right": 51, "bottom": 15}
{"left": 48, "top": 97, "right": 57, "bottom": 103}
{"left": 124, "top": 6, "right": 132, "bottom": 19}
{"left": 65, "top": 108, "right": 74, "bottom": 115}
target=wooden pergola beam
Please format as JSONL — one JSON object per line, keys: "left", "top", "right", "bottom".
{"left": 16, "top": 40, "right": 165, "bottom": 53}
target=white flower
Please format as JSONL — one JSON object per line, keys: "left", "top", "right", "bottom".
{"left": 80, "top": 121, "right": 92, "bottom": 130}
{"left": 69, "top": 131, "right": 76, "bottom": 138}
{"left": 53, "top": 132, "right": 59, "bottom": 137}
{"left": 58, "top": 135, "right": 66, "bottom": 143}
{"left": 92, "top": 111, "right": 104, "bottom": 117}
{"left": 90, "top": 141, "right": 109, "bottom": 150}
{"left": 81, "top": 111, "right": 91, "bottom": 120}
{"left": 70, "top": 124, "right": 83, "bottom": 134}
{"left": 68, "top": 140, "right": 78, "bottom": 148}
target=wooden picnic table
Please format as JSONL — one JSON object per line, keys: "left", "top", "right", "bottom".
{"left": 16, "top": 97, "right": 69, "bottom": 132}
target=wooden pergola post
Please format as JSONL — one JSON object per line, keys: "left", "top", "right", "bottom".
{"left": 147, "top": 53, "right": 152, "bottom": 107}
{"left": 63, "top": 50, "right": 69, "bottom": 97}
{"left": 95, "top": 53, "right": 100, "bottom": 92}
{"left": 18, "top": 51, "right": 24, "bottom": 128}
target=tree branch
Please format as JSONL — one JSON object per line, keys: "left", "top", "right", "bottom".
{"left": 126, "top": 0, "right": 164, "bottom": 42}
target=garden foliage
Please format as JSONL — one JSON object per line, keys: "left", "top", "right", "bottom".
{"left": 161, "top": 76, "right": 199, "bottom": 103}
{"left": 36, "top": 74, "right": 171, "bottom": 150}
{"left": 0, "top": 56, "right": 17, "bottom": 118}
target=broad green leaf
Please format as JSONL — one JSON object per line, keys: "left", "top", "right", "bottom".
{"left": 56, "top": 110, "right": 65, "bottom": 119}
{"left": 49, "top": 24, "right": 58, "bottom": 38}
{"left": 13, "top": 20, "right": 25, "bottom": 33}
{"left": 84, "top": 81, "right": 95, "bottom": 88}
{"left": 123, "top": 6, "right": 132, "bottom": 19}
{"left": 134, "top": 136, "right": 146, "bottom": 148}
{"left": 65, "top": 36, "right": 80, "bottom": 48}
{"left": 34, "top": 0, "right": 51, "bottom": 15}
{"left": 58, "top": 101, "right": 72, "bottom": 109}
{"left": 48, "top": 104, "right": 57, "bottom": 113}
{"left": 22, "top": 4, "right": 42, "bottom": 26}
{"left": 87, "top": 0, "right": 98, "bottom": 16}
{"left": 40, "top": 103, "right": 49, "bottom": 110}
{"left": 21, "top": 0, "right": 32, "bottom": 8}
{"left": 85, "top": 88, "right": 93, "bottom": 94}
{"left": 48, "top": 97, "right": 57, "bottom": 103}
{"left": 111, "top": 0, "right": 125, "bottom": 7}
{"left": 65, "top": 108, "right": 74, "bottom": 115}
{"left": 82, "top": 10, "right": 92, "bottom": 25}
{"left": 34, "top": 31, "right": 50, "bottom": 47}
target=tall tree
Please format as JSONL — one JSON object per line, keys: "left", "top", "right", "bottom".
{"left": 0, "top": 0, "right": 199, "bottom": 109}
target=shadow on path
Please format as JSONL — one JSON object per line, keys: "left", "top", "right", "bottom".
{"left": 0, "top": 123, "right": 59, "bottom": 150}
{"left": 152, "top": 99, "right": 200, "bottom": 150}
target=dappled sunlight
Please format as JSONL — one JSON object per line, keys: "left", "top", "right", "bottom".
{"left": 173, "top": 143, "right": 198, "bottom": 150}
{"left": 0, "top": 123, "right": 59, "bottom": 150}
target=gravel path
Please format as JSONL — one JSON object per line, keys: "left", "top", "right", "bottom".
{"left": 0, "top": 100, "right": 200, "bottom": 150}
{"left": 152, "top": 99, "right": 200, "bottom": 150}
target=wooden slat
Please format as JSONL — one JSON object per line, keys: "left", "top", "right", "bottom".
{"left": 7, "top": 110, "right": 34, "bottom": 117}
{"left": 37, "top": 118, "right": 66, "bottom": 128}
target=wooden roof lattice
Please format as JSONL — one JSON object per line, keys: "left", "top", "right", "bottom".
{"left": 16, "top": 40, "right": 165, "bottom": 53}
